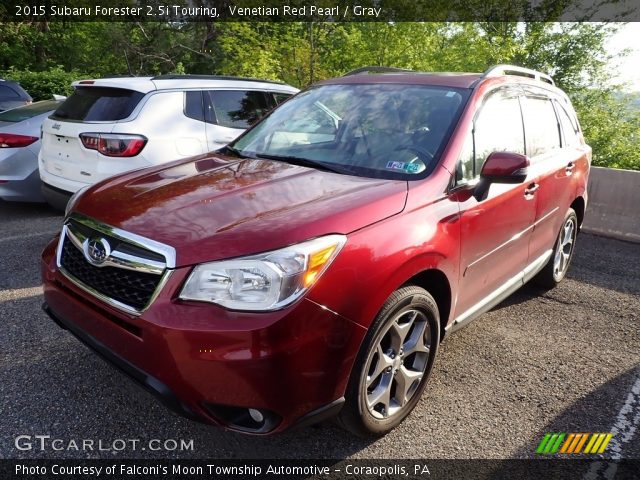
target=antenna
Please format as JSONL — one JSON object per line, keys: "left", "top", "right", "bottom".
{"left": 124, "top": 49, "right": 133, "bottom": 77}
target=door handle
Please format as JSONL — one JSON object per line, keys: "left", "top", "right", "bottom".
{"left": 565, "top": 161, "right": 575, "bottom": 174}
{"left": 524, "top": 183, "right": 539, "bottom": 198}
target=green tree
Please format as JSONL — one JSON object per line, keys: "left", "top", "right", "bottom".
{"left": 1, "top": 20, "right": 637, "bottom": 170}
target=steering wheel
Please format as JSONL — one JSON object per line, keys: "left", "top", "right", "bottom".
{"left": 394, "top": 145, "right": 435, "bottom": 164}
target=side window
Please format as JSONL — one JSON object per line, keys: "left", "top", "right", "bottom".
{"left": 0, "top": 85, "right": 20, "bottom": 98}
{"left": 184, "top": 91, "right": 204, "bottom": 121}
{"left": 522, "top": 96, "right": 561, "bottom": 157}
{"left": 265, "top": 93, "right": 277, "bottom": 110}
{"left": 205, "top": 90, "right": 271, "bottom": 129}
{"left": 273, "top": 92, "right": 293, "bottom": 105}
{"left": 457, "top": 90, "right": 525, "bottom": 183}
{"left": 555, "top": 101, "right": 580, "bottom": 148}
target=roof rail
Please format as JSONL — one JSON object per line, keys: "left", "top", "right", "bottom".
{"left": 97, "top": 74, "right": 137, "bottom": 79}
{"left": 483, "top": 64, "right": 555, "bottom": 86}
{"left": 150, "top": 74, "right": 286, "bottom": 85}
{"left": 343, "top": 66, "right": 415, "bottom": 77}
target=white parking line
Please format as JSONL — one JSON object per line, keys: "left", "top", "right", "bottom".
{"left": 583, "top": 367, "right": 640, "bottom": 479}
{"left": 0, "top": 230, "right": 58, "bottom": 243}
{"left": 608, "top": 369, "right": 640, "bottom": 458}
{"left": 0, "top": 286, "right": 43, "bottom": 302}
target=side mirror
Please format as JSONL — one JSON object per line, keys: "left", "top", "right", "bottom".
{"left": 474, "top": 151, "right": 529, "bottom": 201}
{"left": 481, "top": 151, "right": 529, "bottom": 183}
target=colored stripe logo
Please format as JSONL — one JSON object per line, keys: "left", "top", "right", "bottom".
{"left": 536, "top": 433, "right": 613, "bottom": 455}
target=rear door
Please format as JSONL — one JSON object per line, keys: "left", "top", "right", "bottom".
{"left": 203, "top": 90, "right": 274, "bottom": 151}
{"left": 40, "top": 87, "right": 144, "bottom": 183}
{"left": 521, "top": 92, "right": 577, "bottom": 264}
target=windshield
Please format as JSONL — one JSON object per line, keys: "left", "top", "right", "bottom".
{"left": 0, "top": 100, "right": 59, "bottom": 122}
{"left": 231, "top": 83, "right": 468, "bottom": 179}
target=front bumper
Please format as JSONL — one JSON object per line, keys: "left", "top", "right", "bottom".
{"left": 42, "top": 302, "right": 202, "bottom": 422}
{"left": 41, "top": 237, "right": 366, "bottom": 434}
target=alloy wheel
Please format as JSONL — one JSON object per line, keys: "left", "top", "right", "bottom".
{"left": 553, "top": 217, "right": 576, "bottom": 281}
{"left": 363, "top": 309, "right": 431, "bottom": 419}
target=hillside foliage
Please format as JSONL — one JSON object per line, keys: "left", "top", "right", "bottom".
{"left": 1, "top": 21, "right": 637, "bottom": 170}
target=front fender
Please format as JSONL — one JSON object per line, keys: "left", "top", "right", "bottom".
{"left": 308, "top": 205, "right": 460, "bottom": 330}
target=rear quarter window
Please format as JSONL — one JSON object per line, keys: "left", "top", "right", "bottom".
{"left": 555, "top": 101, "right": 581, "bottom": 148}
{"left": 51, "top": 87, "right": 144, "bottom": 121}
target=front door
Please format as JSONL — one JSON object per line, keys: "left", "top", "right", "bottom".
{"left": 451, "top": 88, "right": 537, "bottom": 319}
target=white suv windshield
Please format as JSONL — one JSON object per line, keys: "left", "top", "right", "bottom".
{"left": 231, "top": 84, "right": 468, "bottom": 179}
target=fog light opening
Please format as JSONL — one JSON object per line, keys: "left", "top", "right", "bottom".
{"left": 248, "top": 408, "right": 264, "bottom": 423}
{"left": 204, "top": 403, "right": 280, "bottom": 433}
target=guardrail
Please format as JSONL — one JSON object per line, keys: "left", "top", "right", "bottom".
{"left": 583, "top": 166, "right": 640, "bottom": 243}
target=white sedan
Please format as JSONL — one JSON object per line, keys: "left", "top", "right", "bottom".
{"left": 0, "top": 99, "right": 64, "bottom": 202}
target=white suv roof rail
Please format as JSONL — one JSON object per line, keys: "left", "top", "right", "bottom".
{"left": 151, "top": 74, "right": 288, "bottom": 86}
{"left": 483, "top": 64, "right": 555, "bottom": 86}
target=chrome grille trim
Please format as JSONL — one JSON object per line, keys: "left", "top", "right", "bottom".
{"left": 64, "top": 224, "right": 166, "bottom": 275}
{"left": 55, "top": 214, "right": 176, "bottom": 316}
{"left": 65, "top": 213, "right": 176, "bottom": 268}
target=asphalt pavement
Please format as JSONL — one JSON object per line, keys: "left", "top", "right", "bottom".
{"left": 1, "top": 200, "right": 638, "bottom": 460}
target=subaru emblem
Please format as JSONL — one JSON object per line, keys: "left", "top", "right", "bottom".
{"left": 52, "top": 123, "right": 61, "bottom": 131}
{"left": 83, "top": 237, "right": 111, "bottom": 265}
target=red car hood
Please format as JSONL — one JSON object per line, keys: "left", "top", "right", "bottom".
{"left": 76, "top": 154, "right": 408, "bottom": 267}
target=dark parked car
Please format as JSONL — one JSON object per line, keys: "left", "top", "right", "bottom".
{"left": 42, "top": 65, "right": 591, "bottom": 436}
{"left": 0, "top": 79, "right": 32, "bottom": 111}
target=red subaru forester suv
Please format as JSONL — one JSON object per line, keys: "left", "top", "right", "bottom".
{"left": 42, "top": 65, "right": 590, "bottom": 436}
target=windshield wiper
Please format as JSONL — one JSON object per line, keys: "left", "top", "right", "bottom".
{"left": 253, "top": 153, "right": 355, "bottom": 175}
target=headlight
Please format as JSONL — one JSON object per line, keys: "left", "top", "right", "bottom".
{"left": 65, "top": 185, "right": 90, "bottom": 217}
{"left": 179, "top": 235, "right": 346, "bottom": 311}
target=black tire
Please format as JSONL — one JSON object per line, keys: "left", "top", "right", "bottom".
{"left": 533, "top": 208, "right": 578, "bottom": 289}
{"left": 336, "top": 286, "right": 440, "bottom": 437}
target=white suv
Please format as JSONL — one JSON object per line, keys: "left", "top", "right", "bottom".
{"left": 39, "top": 75, "right": 298, "bottom": 208}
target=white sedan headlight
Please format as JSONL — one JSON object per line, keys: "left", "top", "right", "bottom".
{"left": 179, "top": 235, "right": 346, "bottom": 311}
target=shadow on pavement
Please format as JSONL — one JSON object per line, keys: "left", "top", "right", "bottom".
{"left": 567, "top": 233, "right": 640, "bottom": 296}
{"left": 0, "top": 199, "right": 61, "bottom": 221}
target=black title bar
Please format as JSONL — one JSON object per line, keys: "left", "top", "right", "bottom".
{"left": 2, "top": 459, "right": 640, "bottom": 480}
{"left": 2, "top": 0, "right": 638, "bottom": 22}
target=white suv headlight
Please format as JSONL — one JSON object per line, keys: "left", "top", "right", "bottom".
{"left": 179, "top": 235, "right": 346, "bottom": 311}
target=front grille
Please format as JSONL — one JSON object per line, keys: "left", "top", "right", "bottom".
{"left": 67, "top": 220, "right": 166, "bottom": 263}
{"left": 60, "top": 235, "right": 163, "bottom": 311}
